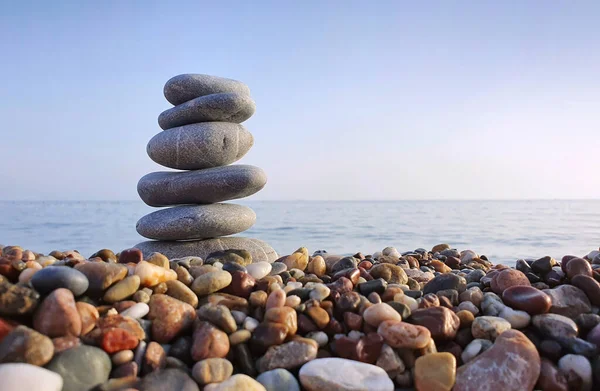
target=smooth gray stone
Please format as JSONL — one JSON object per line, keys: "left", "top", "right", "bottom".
{"left": 30, "top": 266, "right": 89, "bottom": 296}
{"left": 46, "top": 345, "right": 111, "bottom": 391}
{"left": 137, "top": 165, "right": 266, "bottom": 207}
{"left": 147, "top": 122, "right": 253, "bottom": 170}
{"left": 257, "top": 368, "right": 301, "bottom": 391}
{"left": 164, "top": 74, "right": 251, "bottom": 105}
{"left": 136, "top": 204, "right": 255, "bottom": 241}
{"left": 135, "top": 237, "right": 279, "bottom": 263}
{"left": 158, "top": 92, "right": 255, "bottom": 130}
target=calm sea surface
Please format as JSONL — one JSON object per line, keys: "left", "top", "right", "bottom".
{"left": 0, "top": 200, "right": 598, "bottom": 264}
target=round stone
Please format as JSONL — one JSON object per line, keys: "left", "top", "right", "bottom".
{"left": 377, "top": 320, "right": 431, "bottom": 349}
{"left": 0, "top": 363, "right": 63, "bottom": 391}
{"left": 543, "top": 284, "right": 591, "bottom": 319}
{"left": 158, "top": 92, "right": 255, "bottom": 130}
{"left": 0, "top": 325, "right": 54, "bottom": 366}
{"left": 46, "top": 345, "right": 111, "bottom": 391}
{"left": 147, "top": 122, "right": 253, "bottom": 170}
{"left": 501, "top": 285, "right": 551, "bottom": 315}
{"left": 565, "top": 258, "right": 593, "bottom": 279}
{"left": 192, "top": 358, "right": 233, "bottom": 385}
{"left": 136, "top": 204, "right": 256, "bottom": 241}
{"left": 164, "top": 74, "right": 251, "bottom": 106}
{"left": 423, "top": 273, "right": 466, "bottom": 294}
{"left": 191, "top": 271, "right": 232, "bottom": 296}
{"left": 137, "top": 165, "right": 267, "bottom": 207}
{"left": 299, "top": 357, "right": 394, "bottom": 391}
{"left": 30, "top": 266, "right": 89, "bottom": 296}
{"left": 256, "top": 368, "right": 300, "bottom": 391}
{"left": 532, "top": 313, "right": 578, "bottom": 339}
{"left": 112, "top": 349, "right": 134, "bottom": 365}
{"left": 119, "top": 302, "right": 150, "bottom": 319}
{"left": 363, "top": 303, "right": 402, "bottom": 327}
{"left": 490, "top": 269, "right": 530, "bottom": 295}
{"left": 571, "top": 274, "right": 600, "bottom": 306}
{"left": 558, "top": 354, "right": 592, "bottom": 391}
{"left": 33, "top": 288, "right": 81, "bottom": 338}
{"left": 135, "top": 237, "right": 278, "bottom": 263}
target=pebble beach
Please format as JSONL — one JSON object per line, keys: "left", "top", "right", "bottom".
{"left": 1, "top": 244, "right": 600, "bottom": 391}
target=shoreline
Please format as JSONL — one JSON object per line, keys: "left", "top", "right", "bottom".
{"left": 1, "top": 243, "right": 599, "bottom": 390}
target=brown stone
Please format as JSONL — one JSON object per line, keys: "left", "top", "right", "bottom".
{"left": 418, "top": 293, "right": 440, "bottom": 309}
{"left": 410, "top": 307, "right": 460, "bottom": 341}
{"left": 90, "top": 314, "right": 146, "bottom": 341}
{"left": 369, "top": 263, "right": 408, "bottom": 285}
{"left": 221, "top": 271, "right": 255, "bottom": 298}
{"left": 502, "top": 285, "right": 552, "bottom": 315}
{"left": 0, "top": 317, "right": 18, "bottom": 343}
{"left": 33, "top": 288, "right": 81, "bottom": 337}
{"left": 197, "top": 303, "right": 237, "bottom": 334}
{"left": 0, "top": 279, "right": 39, "bottom": 316}
{"left": 166, "top": 279, "right": 199, "bottom": 308}
{"left": 250, "top": 323, "right": 288, "bottom": 354}
{"left": 305, "top": 306, "right": 329, "bottom": 329}
{"left": 456, "top": 310, "right": 475, "bottom": 329}
{"left": 265, "top": 306, "right": 298, "bottom": 335}
{"left": 536, "top": 358, "right": 569, "bottom": 391}
{"left": 52, "top": 336, "right": 81, "bottom": 354}
{"left": 571, "top": 274, "right": 600, "bottom": 306}
{"left": 454, "top": 330, "right": 541, "bottom": 391}
{"left": 256, "top": 338, "right": 317, "bottom": 373}
{"left": 118, "top": 248, "right": 143, "bottom": 264}
{"left": 191, "top": 321, "right": 230, "bottom": 361}
{"left": 307, "top": 256, "right": 326, "bottom": 277}
{"left": 0, "top": 325, "right": 54, "bottom": 366}
{"left": 112, "top": 361, "right": 139, "bottom": 378}
{"left": 143, "top": 341, "right": 166, "bottom": 374}
{"left": 490, "top": 269, "right": 530, "bottom": 295}
{"left": 278, "top": 248, "right": 309, "bottom": 271}
{"left": 377, "top": 320, "right": 431, "bottom": 349}
{"left": 565, "top": 258, "right": 592, "bottom": 279}
{"left": 147, "top": 294, "right": 196, "bottom": 343}
{"left": 75, "top": 261, "right": 128, "bottom": 296}
{"left": 414, "top": 352, "right": 456, "bottom": 391}
{"left": 76, "top": 301, "right": 100, "bottom": 335}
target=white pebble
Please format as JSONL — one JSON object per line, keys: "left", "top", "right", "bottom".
{"left": 558, "top": 354, "right": 592, "bottom": 391}
{"left": 0, "top": 363, "right": 63, "bottom": 391}
{"left": 498, "top": 306, "right": 530, "bottom": 329}
{"left": 394, "top": 294, "right": 418, "bottom": 311}
{"left": 309, "top": 284, "right": 330, "bottom": 301}
{"left": 348, "top": 330, "right": 364, "bottom": 340}
{"left": 243, "top": 317, "right": 259, "bottom": 332}
{"left": 212, "top": 261, "right": 223, "bottom": 269}
{"left": 120, "top": 302, "right": 150, "bottom": 319}
{"left": 246, "top": 262, "right": 272, "bottom": 280}
{"left": 306, "top": 331, "right": 328, "bottom": 347}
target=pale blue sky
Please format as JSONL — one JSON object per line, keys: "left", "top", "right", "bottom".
{"left": 1, "top": 1, "right": 599, "bottom": 200}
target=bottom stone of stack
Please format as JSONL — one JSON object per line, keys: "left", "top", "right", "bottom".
{"left": 134, "top": 237, "right": 278, "bottom": 262}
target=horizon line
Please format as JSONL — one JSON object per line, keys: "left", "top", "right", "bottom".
{"left": 1, "top": 198, "right": 600, "bottom": 202}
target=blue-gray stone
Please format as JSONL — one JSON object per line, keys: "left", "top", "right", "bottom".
{"left": 158, "top": 92, "right": 255, "bottom": 130}
{"left": 135, "top": 237, "right": 278, "bottom": 263}
{"left": 257, "top": 368, "right": 301, "bottom": 391}
{"left": 137, "top": 165, "right": 266, "bottom": 207}
{"left": 147, "top": 122, "right": 253, "bottom": 170}
{"left": 136, "top": 204, "right": 256, "bottom": 241}
{"left": 164, "top": 74, "right": 251, "bottom": 106}
{"left": 30, "top": 266, "right": 89, "bottom": 296}
{"left": 46, "top": 345, "right": 111, "bottom": 391}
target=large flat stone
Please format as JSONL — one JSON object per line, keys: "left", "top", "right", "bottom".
{"left": 135, "top": 237, "right": 279, "bottom": 263}
{"left": 137, "top": 165, "right": 266, "bottom": 207}
{"left": 158, "top": 92, "right": 255, "bottom": 130}
{"left": 147, "top": 122, "right": 253, "bottom": 170}
{"left": 164, "top": 74, "right": 251, "bottom": 106}
{"left": 136, "top": 204, "right": 256, "bottom": 241}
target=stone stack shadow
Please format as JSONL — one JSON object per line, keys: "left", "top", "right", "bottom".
{"left": 135, "top": 74, "right": 278, "bottom": 262}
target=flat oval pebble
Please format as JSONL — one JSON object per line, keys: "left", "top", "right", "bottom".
{"left": 103, "top": 275, "right": 140, "bottom": 303}
{"left": 158, "top": 92, "right": 255, "bottom": 129}
{"left": 138, "top": 165, "right": 267, "bottom": 207}
{"left": 377, "top": 320, "right": 431, "bottom": 349}
{"left": 30, "top": 266, "right": 89, "bottom": 296}
{"left": 137, "top": 204, "right": 255, "bottom": 241}
{"left": 299, "top": 357, "right": 394, "bottom": 391}
{"left": 147, "top": 122, "right": 253, "bottom": 170}
{"left": 0, "top": 363, "right": 63, "bottom": 391}
{"left": 363, "top": 303, "right": 402, "bottom": 327}
{"left": 164, "top": 74, "right": 251, "bottom": 106}
{"left": 136, "top": 237, "right": 278, "bottom": 263}
{"left": 490, "top": 269, "right": 530, "bottom": 295}
{"left": 192, "top": 271, "right": 232, "bottom": 296}
{"left": 501, "top": 285, "right": 551, "bottom": 315}
{"left": 192, "top": 358, "right": 233, "bottom": 385}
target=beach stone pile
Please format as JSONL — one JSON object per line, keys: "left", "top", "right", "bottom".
{"left": 1, "top": 243, "right": 600, "bottom": 391}
{"left": 135, "top": 74, "right": 277, "bottom": 262}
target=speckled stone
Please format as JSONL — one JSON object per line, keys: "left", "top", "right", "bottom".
{"left": 471, "top": 316, "right": 512, "bottom": 340}
{"left": 0, "top": 325, "right": 54, "bottom": 366}
{"left": 158, "top": 92, "right": 255, "bottom": 129}
{"left": 164, "top": 74, "right": 251, "bottom": 106}
{"left": 147, "top": 122, "right": 253, "bottom": 170}
{"left": 137, "top": 165, "right": 267, "bottom": 207}
{"left": 136, "top": 204, "right": 256, "bottom": 240}
{"left": 135, "top": 237, "right": 278, "bottom": 263}
{"left": 543, "top": 284, "right": 591, "bottom": 319}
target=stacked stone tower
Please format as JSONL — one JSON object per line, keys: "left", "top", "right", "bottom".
{"left": 135, "top": 74, "right": 278, "bottom": 262}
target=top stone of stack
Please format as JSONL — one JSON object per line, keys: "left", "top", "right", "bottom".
{"left": 164, "top": 74, "right": 251, "bottom": 105}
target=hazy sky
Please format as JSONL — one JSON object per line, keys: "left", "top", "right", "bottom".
{"left": 1, "top": 1, "right": 599, "bottom": 201}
